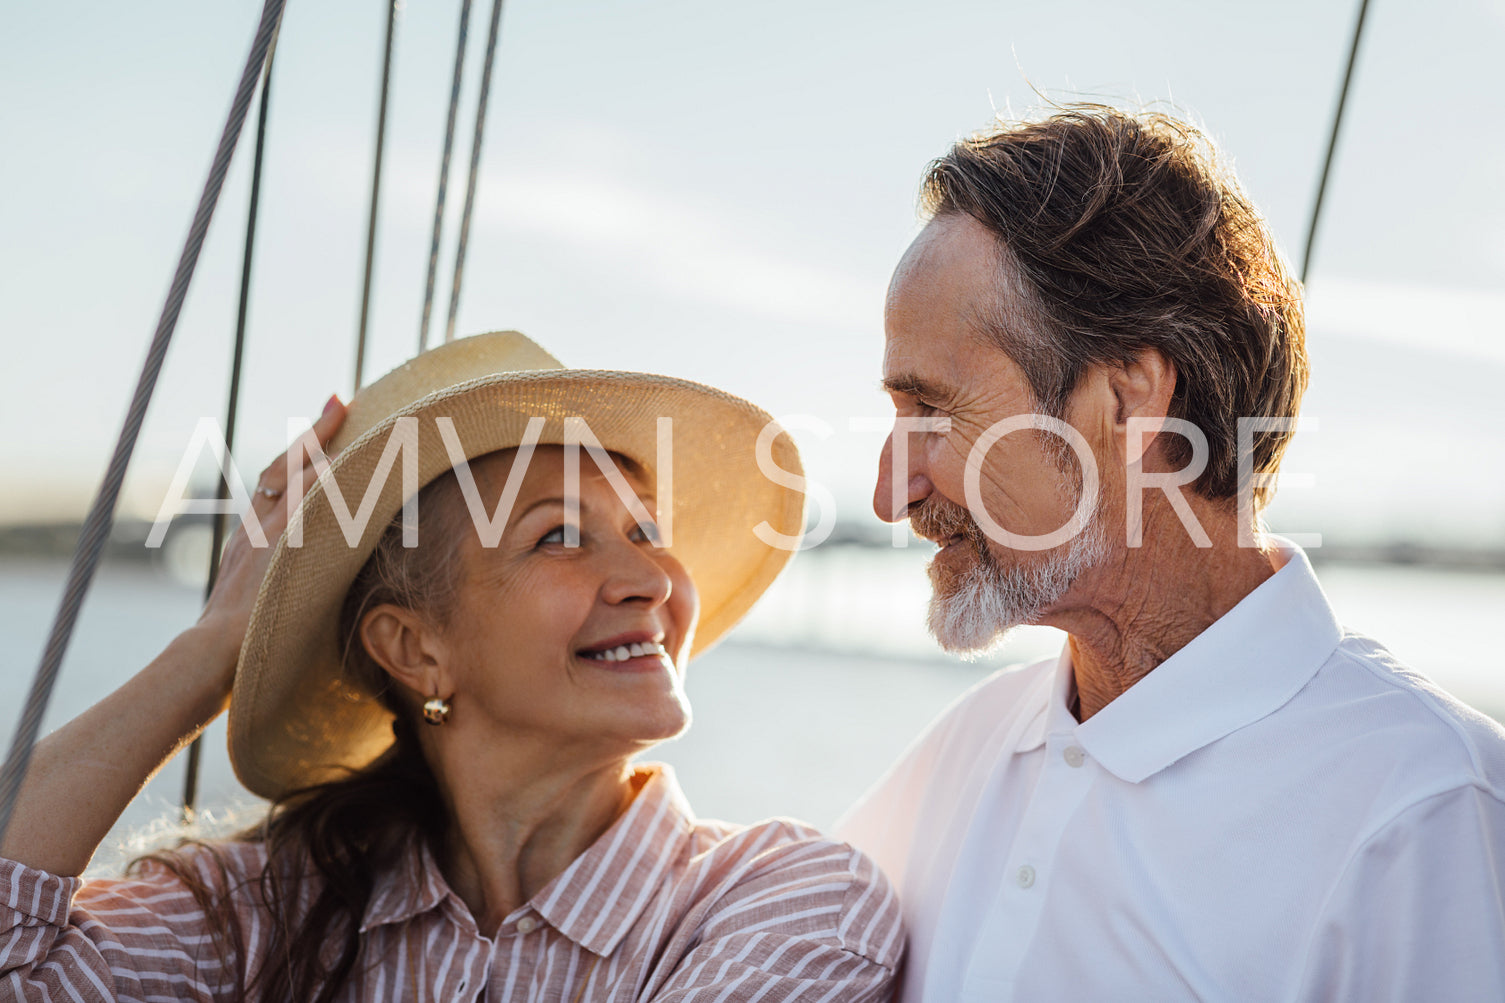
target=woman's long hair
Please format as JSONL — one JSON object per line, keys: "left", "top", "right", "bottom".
{"left": 134, "top": 470, "right": 471, "bottom": 1001}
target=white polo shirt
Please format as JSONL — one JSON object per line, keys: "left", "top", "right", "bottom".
{"left": 838, "top": 542, "right": 1505, "bottom": 1001}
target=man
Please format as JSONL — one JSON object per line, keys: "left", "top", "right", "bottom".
{"left": 837, "top": 105, "right": 1505, "bottom": 1001}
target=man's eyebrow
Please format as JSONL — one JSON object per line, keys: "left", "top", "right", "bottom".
{"left": 880, "top": 374, "right": 955, "bottom": 402}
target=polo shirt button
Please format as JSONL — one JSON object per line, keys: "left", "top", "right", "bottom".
{"left": 516, "top": 916, "right": 539, "bottom": 934}
{"left": 1017, "top": 865, "right": 1036, "bottom": 889}
{"left": 1064, "top": 745, "right": 1085, "bottom": 768}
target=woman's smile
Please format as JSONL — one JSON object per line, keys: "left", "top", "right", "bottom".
{"left": 577, "top": 632, "right": 675, "bottom": 671}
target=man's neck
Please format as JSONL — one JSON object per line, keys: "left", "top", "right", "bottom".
{"left": 1045, "top": 500, "right": 1277, "bottom": 721}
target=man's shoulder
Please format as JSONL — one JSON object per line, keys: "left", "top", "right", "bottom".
{"left": 1301, "top": 628, "right": 1505, "bottom": 802}
{"left": 930, "top": 655, "right": 1058, "bottom": 738}
{"left": 834, "top": 656, "right": 1055, "bottom": 852}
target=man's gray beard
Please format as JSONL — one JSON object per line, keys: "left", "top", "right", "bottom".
{"left": 926, "top": 510, "right": 1107, "bottom": 656}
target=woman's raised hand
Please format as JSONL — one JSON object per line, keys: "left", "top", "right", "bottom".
{"left": 0, "top": 396, "right": 346, "bottom": 874}
{"left": 197, "top": 395, "right": 347, "bottom": 690}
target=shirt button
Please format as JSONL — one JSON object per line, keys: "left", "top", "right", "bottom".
{"left": 1017, "top": 865, "right": 1036, "bottom": 889}
{"left": 516, "top": 916, "right": 539, "bottom": 934}
{"left": 1064, "top": 745, "right": 1086, "bottom": 768}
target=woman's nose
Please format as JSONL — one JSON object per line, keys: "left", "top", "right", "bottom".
{"left": 601, "top": 539, "right": 674, "bottom": 607}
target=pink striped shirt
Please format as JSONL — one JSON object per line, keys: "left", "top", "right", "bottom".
{"left": 1, "top": 765, "right": 902, "bottom": 1001}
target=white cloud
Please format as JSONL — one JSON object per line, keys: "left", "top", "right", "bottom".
{"left": 477, "top": 172, "right": 882, "bottom": 331}
{"left": 1305, "top": 278, "right": 1505, "bottom": 365}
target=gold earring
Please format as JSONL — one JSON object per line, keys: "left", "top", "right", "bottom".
{"left": 422, "top": 696, "right": 451, "bottom": 726}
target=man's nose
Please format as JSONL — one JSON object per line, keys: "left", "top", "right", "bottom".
{"left": 873, "top": 428, "right": 931, "bottom": 523}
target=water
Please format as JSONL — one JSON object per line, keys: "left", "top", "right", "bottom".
{"left": 3, "top": 550, "right": 1501, "bottom": 874}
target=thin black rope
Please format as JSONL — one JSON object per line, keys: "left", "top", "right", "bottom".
{"left": 419, "top": 0, "right": 475, "bottom": 353}
{"left": 1301, "top": 0, "right": 1372, "bottom": 285}
{"left": 355, "top": 0, "right": 400, "bottom": 393}
{"left": 181, "top": 31, "right": 280, "bottom": 823}
{"left": 443, "top": 0, "right": 506, "bottom": 343}
{"left": 0, "top": 0, "right": 288, "bottom": 847}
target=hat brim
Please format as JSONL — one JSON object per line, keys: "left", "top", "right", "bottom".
{"left": 229, "top": 367, "right": 803, "bottom": 800}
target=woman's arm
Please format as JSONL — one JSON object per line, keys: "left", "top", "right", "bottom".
{"left": 0, "top": 398, "right": 345, "bottom": 876}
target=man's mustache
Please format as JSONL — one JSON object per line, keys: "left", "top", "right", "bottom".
{"left": 908, "top": 495, "right": 988, "bottom": 552}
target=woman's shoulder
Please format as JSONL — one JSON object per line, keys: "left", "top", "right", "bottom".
{"left": 109, "top": 837, "right": 272, "bottom": 897}
{"left": 687, "top": 813, "right": 874, "bottom": 876}
{"left": 680, "top": 814, "right": 904, "bottom": 968}
{"left": 73, "top": 838, "right": 275, "bottom": 936}
{"left": 0, "top": 839, "right": 277, "bottom": 1002}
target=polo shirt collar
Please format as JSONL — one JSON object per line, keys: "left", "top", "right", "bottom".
{"left": 358, "top": 763, "right": 695, "bottom": 955}
{"left": 1031, "top": 538, "right": 1344, "bottom": 783}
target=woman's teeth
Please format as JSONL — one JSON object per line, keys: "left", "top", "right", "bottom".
{"left": 586, "top": 641, "right": 668, "bottom": 662}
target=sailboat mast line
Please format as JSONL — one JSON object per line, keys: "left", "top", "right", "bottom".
{"left": 0, "top": 0, "right": 290, "bottom": 846}
{"left": 182, "top": 33, "right": 281, "bottom": 822}
{"left": 1301, "top": 0, "right": 1372, "bottom": 285}
{"left": 443, "top": 0, "right": 506, "bottom": 344}
{"left": 419, "top": 0, "right": 476, "bottom": 354}
{"left": 354, "top": 0, "right": 400, "bottom": 394}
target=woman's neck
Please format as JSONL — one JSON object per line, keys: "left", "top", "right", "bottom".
{"left": 434, "top": 757, "right": 641, "bottom": 933}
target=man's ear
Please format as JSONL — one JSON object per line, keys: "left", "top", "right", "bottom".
{"left": 1109, "top": 349, "right": 1177, "bottom": 466}
{"left": 359, "top": 603, "right": 449, "bottom": 699}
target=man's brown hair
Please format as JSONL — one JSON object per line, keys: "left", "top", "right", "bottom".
{"left": 921, "top": 104, "right": 1308, "bottom": 510}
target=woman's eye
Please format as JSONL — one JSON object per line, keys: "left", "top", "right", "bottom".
{"left": 632, "top": 521, "right": 662, "bottom": 545}
{"left": 538, "top": 526, "right": 569, "bottom": 547}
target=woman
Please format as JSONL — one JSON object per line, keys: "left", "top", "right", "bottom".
{"left": 0, "top": 332, "right": 902, "bottom": 1001}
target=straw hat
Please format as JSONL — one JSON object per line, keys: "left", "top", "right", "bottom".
{"left": 229, "top": 331, "right": 804, "bottom": 800}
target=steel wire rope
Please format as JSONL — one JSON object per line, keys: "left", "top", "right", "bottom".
{"left": 354, "top": 0, "right": 401, "bottom": 393}
{"left": 0, "top": 0, "right": 289, "bottom": 845}
{"left": 180, "top": 29, "right": 280, "bottom": 822}
{"left": 419, "top": 0, "right": 475, "bottom": 353}
{"left": 1301, "top": 0, "right": 1372, "bottom": 285}
{"left": 443, "top": 0, "right": 506, "bottom": 343}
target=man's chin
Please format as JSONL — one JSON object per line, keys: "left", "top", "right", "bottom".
{"left": 925, "top": 561, "right": 1025, "bottom": 658}
{"left": 924, "top": 533, "right": 1103, "bottom": 656}
{"left": 928, "top": 613, "right": 1017, "bottom": 657}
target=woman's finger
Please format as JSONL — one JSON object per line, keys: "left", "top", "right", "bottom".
{"left": 310, "top": 393, "right": 347, "bottom": 445}
{"left": 251, "top": 453, "right": 322, "bottom": 533}
{"left": 254, "top": 394, "right": 346, "bottom": 494}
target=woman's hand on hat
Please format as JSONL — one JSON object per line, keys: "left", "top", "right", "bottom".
{"left": 0, "top": 395, "right": 346, "bottom": 875}
{"left": 195, "top": 394, "right": 347, "bottom": 687}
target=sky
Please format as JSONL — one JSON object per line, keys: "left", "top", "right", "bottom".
{"left": 3, "top": 0, "right": 1504, "bottom": 545}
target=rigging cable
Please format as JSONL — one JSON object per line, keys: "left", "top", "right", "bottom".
{"left": 419, "top": 0, "right": 475, "bottom": 353}
{"left": 0, "top": 0, "right": 289, "bottom": 845}
{"left": 1301, "top": 0, "right": 1372, "bottom": 285}
{"left": 181, "top": 28, "right": 281, "bottom": 822}
{"left": 443, "top": 0, "right": 507, "bottom": 343}
{"left": 354, "top": 0, "right": 401, "bottom": 393}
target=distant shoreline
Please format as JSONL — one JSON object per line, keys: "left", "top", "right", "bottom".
{"left": 4, "top": 518, "right": 1505, "bottom": 574}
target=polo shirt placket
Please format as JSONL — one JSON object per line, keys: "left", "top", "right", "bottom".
{"left": 954, "top": 715, "right": 1097, "bottom": 1001}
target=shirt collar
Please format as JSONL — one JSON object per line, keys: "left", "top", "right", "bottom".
{"left": 1022, "top": 538, "right": 1344, "bottom": 783}
{"left": 359, "top": 834, "right": 453, "bottom": 934}
{"left": 531, "top": 764, "right": 695, "bottom": 956}
{"left": 358, "top": 763, "right": 696, "bottom": 955}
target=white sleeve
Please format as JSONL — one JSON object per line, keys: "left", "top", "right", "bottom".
{"left": 835, "top": 661, "right": 1053, "bottom": 892}
{"left": 833, "top": 685, "right": 976, "bottom": 891}
{"left": 1297, "top": 784, "right": 1505, "bottom": 1001}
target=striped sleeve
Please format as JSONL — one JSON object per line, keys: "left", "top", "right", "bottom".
{"left": 1, "top": 852, "right": 243, "bottom": 1002}
{"left": 650, "top": 825, "right": 904, "bottom": 1002}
